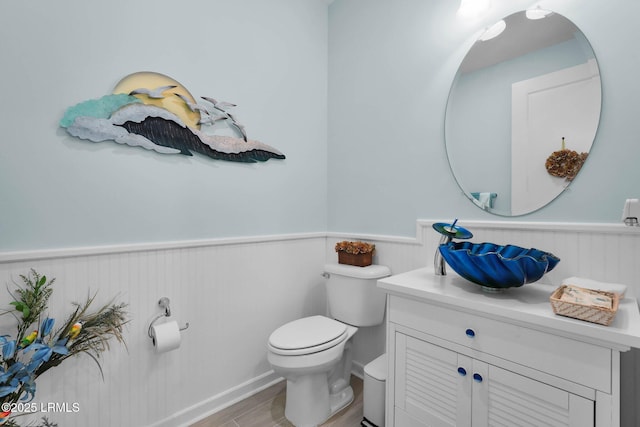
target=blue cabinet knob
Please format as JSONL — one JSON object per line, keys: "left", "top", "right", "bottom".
{"left": 457, "top": 367, "right": 467, "bottom": 376}
{"left": 465, "top": 328, "right": 475, "bottom": 338}
{"left": 473, "top": 373, "right": 483, "bottom": 383}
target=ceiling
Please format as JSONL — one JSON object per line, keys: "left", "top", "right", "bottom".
{"left": 460, "top": 12, "right": 578, "bottom": 74}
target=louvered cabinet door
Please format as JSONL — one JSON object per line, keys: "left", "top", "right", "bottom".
{"left": 471, "top": 361, "right": 594, "bottom": 427}
{"left": 394, "top": 333, "right": 472, "bottom": 427}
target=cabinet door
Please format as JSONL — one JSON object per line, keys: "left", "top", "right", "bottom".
{"left": 471, "top": 361, "right": 594, "bottom": 427}
{"left": 395, "top": 333, "right": 471, "bottom": 427}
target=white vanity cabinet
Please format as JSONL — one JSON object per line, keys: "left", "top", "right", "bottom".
{"left": 394, "top": 332, "right": 592, "bottom": 427}
{"left": 378, "top": 268, "right": 640, "bottom": 427}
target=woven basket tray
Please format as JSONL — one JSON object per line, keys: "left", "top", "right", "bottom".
{"left": 550, "top": 285, "right": 619, "bottom": 326}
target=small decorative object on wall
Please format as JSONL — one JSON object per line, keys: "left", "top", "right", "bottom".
{"left": 59, "top": 71, "right": 285, "bottom": 163}
{"left": 545, "top": 137, "right": 588, "bottom": 181}
{"left": 335, "top": 241, "right": 376, "bottom": 267}
{"left": 0, "top": 270, "right": 128, "bottom": 426}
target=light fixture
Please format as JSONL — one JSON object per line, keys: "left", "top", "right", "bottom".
{"left": 458, "top": 0, "right": 491, "bottom": 18}
{"left": 526, "top": 6, "right": 552, "bottom": 20}
{"left": 479, "top": 19, "right": 506, "bottom": 41}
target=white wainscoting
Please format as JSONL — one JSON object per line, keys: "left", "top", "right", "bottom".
{"left": 331, "top": 220, "right": 640, "bottom": 288}
{"left": 2, "top": 220, "right": 639, "bottom": 426}
{"left": 0, "top": 234, "right": 328, "bottom": 427}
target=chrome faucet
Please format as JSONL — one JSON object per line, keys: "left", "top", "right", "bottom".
{"left": 432, "top": 219, "right": 473, "bottom": 276}
{"left": 434, "top": 233, "right": 451, "bottom": 275}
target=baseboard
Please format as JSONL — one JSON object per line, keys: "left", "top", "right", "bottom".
{"left": 147, "top": 370, "right": 282, "bottom": 427}
{"left": 351, "top": 360, "right": 365, "bottom": 380}
{"left": 155, "top": 362, "right": 369, "bottom": 427}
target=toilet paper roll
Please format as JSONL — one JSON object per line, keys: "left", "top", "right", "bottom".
{"left": 151, "top": 321, "right": 181, "bottom": 353}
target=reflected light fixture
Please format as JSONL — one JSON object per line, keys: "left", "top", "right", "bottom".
{"left": 479, "top": 19, "right": 506, "bottom": 41}
{"left": 458, "top": 0, "right": 491, "bottom": 18}
{"left": 526, "top": 6, "right": 552, "bottom": 20}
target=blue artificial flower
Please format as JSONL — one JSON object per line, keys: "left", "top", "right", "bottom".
{"left": 40, "top": 317, "right": 55, "bottom": 337}
{"left": 25, "top": 344, "right": 52, "bottom": 371}
{"left": 0, "top": 385, "right": 16, "bottom": 398}
{"left": 23, "top": 341, "right": 69, "bottom": 373}
{"left": 1, "top": 340, "right": 15, "bottom": 360}
{"left": 18, "top": 376, "right": 37, "bottom": 401}
{"left": 0, "top": 362, "right": 27, "bottom": 397}
{"left": 1, "top": 317, "right": 69, "bottom": 405}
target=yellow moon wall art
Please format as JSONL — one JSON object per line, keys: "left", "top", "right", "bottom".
{"left": 59, "top": 71, "right": 285, "bottom": 163}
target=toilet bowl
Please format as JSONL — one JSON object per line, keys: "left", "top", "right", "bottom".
{"left": 268, "top": 315, "right": 358, "bottom": 427}
{"left": 267, "top": 263, "right": 390, "bottom": 427}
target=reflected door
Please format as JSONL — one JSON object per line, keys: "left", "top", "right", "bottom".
{"left": 511, "top": 59, "right": 600, "bottom": 215}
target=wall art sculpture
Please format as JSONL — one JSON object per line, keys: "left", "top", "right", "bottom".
{"left": 59, "top": 71, "right": 285, "bottom": 163}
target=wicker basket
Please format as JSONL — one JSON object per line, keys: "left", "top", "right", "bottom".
{"left": 550, "top": 285, "right": 619, "bottom": 326}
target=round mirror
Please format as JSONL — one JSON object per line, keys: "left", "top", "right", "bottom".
{"left": 445, "top": 10, "right": 601, "bottom": 216}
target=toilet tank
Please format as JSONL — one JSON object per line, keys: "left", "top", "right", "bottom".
{"left": 324, "top": 263, "right": 391, "bottom": 327}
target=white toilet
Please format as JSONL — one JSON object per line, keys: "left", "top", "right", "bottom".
{"left": 267, "top": 263, "right": 390, "bottom": 427}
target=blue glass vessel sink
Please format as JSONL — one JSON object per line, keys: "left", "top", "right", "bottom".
{"left": 439, "top": 241, "right": 560, "bottom": 291}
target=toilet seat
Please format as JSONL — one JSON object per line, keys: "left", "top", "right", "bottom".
{"left": 268, "top": 315, "right": 348, "bottom": 356}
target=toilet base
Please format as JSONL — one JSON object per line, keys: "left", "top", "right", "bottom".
{"left": 284, "top": 376, "right": 354, "bottom": 427}
{"left": 329, "top": 383, "right": 354, "bottom": 417}
{"left": 284, "top": 372, "right": 329, "bottom": 427}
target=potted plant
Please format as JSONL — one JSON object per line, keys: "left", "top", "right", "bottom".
{"left": 334, "top": 241, "right": 376, "bottom": 267}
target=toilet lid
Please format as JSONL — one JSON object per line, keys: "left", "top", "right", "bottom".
{"left": 269, "top": 315, "right": 348, "bottom": 355}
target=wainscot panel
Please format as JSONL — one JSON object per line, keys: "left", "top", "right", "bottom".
{"left": 0, "top": 234, "right": 327, "bottom": 427}
{"left": 2, "top": 220, "right": 639, "bottom": 426}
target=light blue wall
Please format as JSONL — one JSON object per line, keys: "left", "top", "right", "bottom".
{"left": 0, "top": 0, "right": 328, "bottom": 251}
{"left": 328, "top": 0, "right": 640, "bottom": 236}
{"left": 3, "top": 0, "right": 640, "bottom": 251}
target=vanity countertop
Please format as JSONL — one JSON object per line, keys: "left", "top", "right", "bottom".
{"left": 378, "top": 267, "right": 640, "bottom": 351}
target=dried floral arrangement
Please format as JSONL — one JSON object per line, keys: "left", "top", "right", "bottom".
{"left": 545, "top": 137, "right": 588, "bottom": 181}
{"left": 334, "top": 241, "right": 376, "bottom": 255}
{"left": 0, "top": 270, "right": 128, "bottom": 427}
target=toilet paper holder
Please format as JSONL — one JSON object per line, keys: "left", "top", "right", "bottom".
{"left": 148, "top": 297, "right": 190, "bottom": 339}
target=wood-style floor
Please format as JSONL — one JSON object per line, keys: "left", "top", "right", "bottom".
{"left": 190, "top": 375, "right": 364, "bottom": 427}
